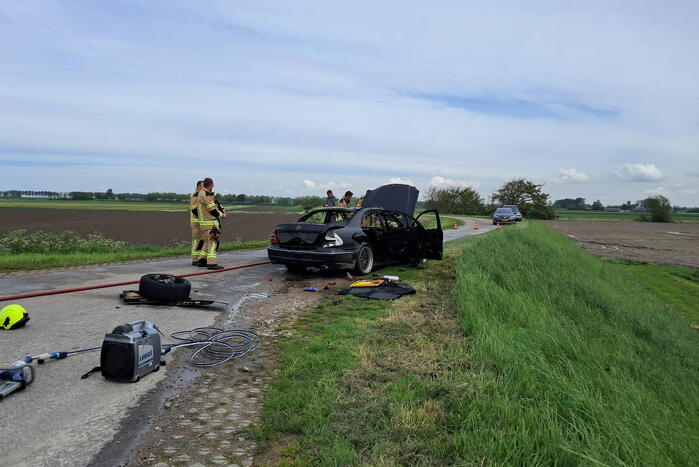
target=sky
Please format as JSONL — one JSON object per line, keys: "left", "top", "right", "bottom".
{"left": 0, "top": 0, "right": 697, "bottom": 205}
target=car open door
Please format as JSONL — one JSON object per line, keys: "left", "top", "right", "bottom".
{"left": 412, "top": 210, "right": 443, "bottom": 260}
{"left": 381, "top": 211, "right": 411, "bottom": 261}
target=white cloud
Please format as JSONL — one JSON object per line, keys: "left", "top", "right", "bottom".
{"left": 429, "top": 176, "right": 480, "bottom": 189}
{"left": 645, "top": 186, "right": 667, "bottom": 196}
{"left": 554, "top": 168, "right": 589, "bottom": 183}
{"left": 303, "top": 179, "right": 351, "bottom": 191}
{"left": 680, "top": 188, "right": 697, "bottom": 195}
{"left": 387, "top": 177, "right": 414, "bottom": 185}
{"left": 614, "top": 164, "right": 664, "bottom": 182}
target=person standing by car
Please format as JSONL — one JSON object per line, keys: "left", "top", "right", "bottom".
{"left": 197, "top": 178, "right": 227, "bottom": 270}
{"left": 323, "top": 190, "right": 338, "bottom": 207}
{"left": 337, "top": 191, "right": 353, "bottom": 207}
{"left": 190, "top": 180, "right": 204, "bottom": 266}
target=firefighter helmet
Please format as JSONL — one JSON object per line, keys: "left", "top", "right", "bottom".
{"left": 0, "top": 304, "right": 30, "bottom": 330}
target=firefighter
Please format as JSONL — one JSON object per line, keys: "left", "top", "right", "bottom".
{"left": 197, "top": 178, "right": 226, "bottom": 270}
{"left": 337, "top": 190, "right": 353, "bottom": 207}
{"left": 190, "top": 180, "right": 205, "bottom": 266}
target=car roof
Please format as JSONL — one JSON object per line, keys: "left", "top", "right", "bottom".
{"left": 307, "top": 207, "right": 357, "bottom": 212}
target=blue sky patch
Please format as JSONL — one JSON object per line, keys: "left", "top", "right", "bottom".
{"left": 408, "top": 92, "right": 618, "bottom": 120}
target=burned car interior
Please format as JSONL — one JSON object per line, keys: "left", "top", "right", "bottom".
{"left": 268, "top": 184, "right": 443, "bottom": 274}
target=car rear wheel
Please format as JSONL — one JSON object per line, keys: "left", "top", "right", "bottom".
{"left": 354, "top": 245, "right": 374, "bottom": 275}
{"left": 285, "top": 264, "right": 307, "bottom": 273}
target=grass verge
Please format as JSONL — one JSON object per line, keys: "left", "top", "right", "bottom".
{"left": 612, "top": 260, "right": 699, "bottom": 326}
{"left": 254, "top": 223, "right": 699, "bottom": 465}
{"left": 0, "top": 240, "right": 269, "bottom": 271}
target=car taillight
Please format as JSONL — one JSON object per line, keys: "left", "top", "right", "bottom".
{"left": 270, "top": 230, "right": 278, "bottom": 244}
{"left": 322, "top": 232, "right": 344, "bottom": 248}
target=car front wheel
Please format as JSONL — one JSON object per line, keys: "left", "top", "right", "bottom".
{"left": 354, "top": 245, "right": 374, "bottom": 275}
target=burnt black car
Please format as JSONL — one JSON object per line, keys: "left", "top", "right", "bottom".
{"left": 267, "top": 184, "right": 443, "bottom": 274}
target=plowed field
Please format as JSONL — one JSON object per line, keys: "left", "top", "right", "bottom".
{"left": 0, "top": 209, "right": 299, "bottom": 246}
{"left": 543, "top": 220, "right": 699, "bottom": 269}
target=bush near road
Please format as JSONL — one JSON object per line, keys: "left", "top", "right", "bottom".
{"left": 255, "top": 222, "right": 698, "bottom": 465}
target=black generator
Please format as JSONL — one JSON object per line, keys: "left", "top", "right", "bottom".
{"left": 100, "top": 320, "right": 161, "bottom": 382}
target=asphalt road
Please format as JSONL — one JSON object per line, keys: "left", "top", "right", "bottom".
{"left": 0, "top": 218, "right": 491, "bottom": 466}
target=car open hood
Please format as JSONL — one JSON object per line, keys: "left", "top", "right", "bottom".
{"left": 362, "top": 184, "right": 419, "bottom": 215}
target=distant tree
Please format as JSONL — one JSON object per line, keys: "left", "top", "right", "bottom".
{"left": 620, "top": 200, "right": 634, "bottom": 211}
{"left": 643, "top": 195, "right": 672, "bottom": 222}
{"left": 106, "top": 188, "right": 114, "bottom": 199}
{"left": 553, "top": 198, "right": 586, "bottom": 210}
{"left": 492, "top": 178, "right": 555, "bottom": 219}
{"left": 235, "top": 194, "right": 247, "bottom": 203}
{"left": 425, "top": 186, "right": 485, "bottom": 215}
{"left": 688, "top": 207, "right": 699, "bottom": 213}
{"left": 591, "top": 200, "right": 604, "bottom": 211}
{"left": 69, "top": 191, "right": 94, "bottom": 200}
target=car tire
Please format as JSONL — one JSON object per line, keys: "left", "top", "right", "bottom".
{"left": 138, "top": 274, "right": 191, "bottom": 301}
{"left": 493, "top": 221, "right": 497, "bottom": 225}
{"left": 354, "top": 245, "right": 374, "bottom": 275}
{"left": 285, "top": 264, "right": 306, "bottom": 273}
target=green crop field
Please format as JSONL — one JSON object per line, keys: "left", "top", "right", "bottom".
{"left": 0, "top": 199, "right": 189, "bottom": 211}
{"left": 254, "top": 222, "right": 699, "bottom": 465}
{"left": 556, "top": 209, "right": 699, "bottom": 222}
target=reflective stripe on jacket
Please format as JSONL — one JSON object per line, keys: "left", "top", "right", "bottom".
{"left": 197, "top": 190, "right": 222, "bottom": 230}
{"left": 190, "top": 191, "right": 200, "bottom": 224}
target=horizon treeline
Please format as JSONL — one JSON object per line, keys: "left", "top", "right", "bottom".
{"left": 0, "top": 189, "right": 296, "bottom": 205}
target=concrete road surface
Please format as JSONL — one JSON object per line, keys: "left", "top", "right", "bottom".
{"left": 0, "top": 218, "right": 490, "bottom": 466}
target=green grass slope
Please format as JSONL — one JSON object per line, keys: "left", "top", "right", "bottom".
{"left": 617, "top": 261, "right": 699, "bottom": 327}
{"left": 454, "top": 222, "right": 699, "bottom": 465}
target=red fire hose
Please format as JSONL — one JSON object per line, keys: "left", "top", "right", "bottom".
{"left": 0, "top": 261, "right": 271, "bottom": 302}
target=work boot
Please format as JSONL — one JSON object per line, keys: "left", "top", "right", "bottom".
{"left": 207, "top": 264, "right": 224, "bottom": 270}
{"left": 196, "top": 259, "right": 207, "bottom": 267}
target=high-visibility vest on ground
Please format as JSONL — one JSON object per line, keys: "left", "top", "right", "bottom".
{"left": 197, "top": 190, "right": 223, "bottom": 230}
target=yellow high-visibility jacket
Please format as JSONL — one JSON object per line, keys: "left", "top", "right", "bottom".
{"left": 197, "top": 190, "right": 223, "bottom": 231}
{"left": 190, "top": 191, "right": 200, "bottom": 227}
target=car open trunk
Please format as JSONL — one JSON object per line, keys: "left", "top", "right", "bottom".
{"left": 275, "top": 223, "right": 331, "bottom": 249}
